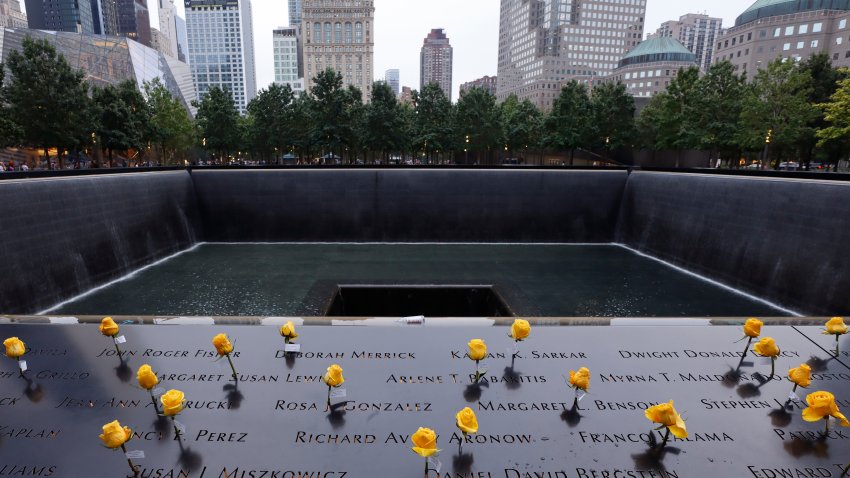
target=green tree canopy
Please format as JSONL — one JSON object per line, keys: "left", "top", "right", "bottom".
{"left": 591, "top": 81, "right": 635, "bottom": 151}
{"left": 544, "top": 80, "right": 594, "bottom": 164}
{"left": 454, "top": 86, "right": 503, "bottom": 164}
{"left": 689, "top": 61, "right": 746, "bottom": 159}
{"left": 362, "top": 81, "right": 406, "bottom": 161}
{"left": 144, "top": 78, "right": 194, "bottom": 165}
{"left": 246, "top": 82, "right": 295, "bottom": 162}
{"left": 500, "top": 94, "right": 542, "bottom": 158}
{"left": 193, "top": 85, "right": 240, "bottom": 160}
{"left": 412, "top": 83, "right": 454, "bottom": 160}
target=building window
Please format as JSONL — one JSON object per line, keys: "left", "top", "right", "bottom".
{"left": 838, "top": 37, "right": 844, "bottom": 45}
{"left": 783, "top": 43, "right": 791, "bottom": 51}
{"left": 335, "top": 23, "right": 342, "bottom": 43}
{"left": 774, "top": 28, "right": 781, "bottom": 37}
{"left": 841, "top": 19, "right": 848, "bottom": 29}
{"left": 785, "top": 26, "right": 794, "bottom": 36}
{"left": 813, "top": 23, "right": 823, "bottom": 33}
{"left": 345, "top": 22, "right": 352, "bottom": 43}
{"left": 313, "top": 22, "right": 321, "bottom": 44}
{"left": 799, "top": 24, "right": 808, "bottom": 34}
{"left": 797, "top": 42, "right": 804, "bottom": 49}
{"left": 355, "top": 22, "right": 362, "bottom": 43}
{"left": 811, "top": 40, "right": 819, "bottom": 48}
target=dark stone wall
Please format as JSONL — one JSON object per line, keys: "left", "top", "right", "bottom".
{"left": 190, "top": 169, "right": 628, "bottom": 243}
{"left": 617, "top": 172, "right": 850, "bottom": 315}
{"left": 0, "top": 172, "right": 199, "bottom": 314}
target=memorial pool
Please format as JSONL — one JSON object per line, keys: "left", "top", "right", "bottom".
{"left": 47, "top": 244, "right": 791, "bottom": 317}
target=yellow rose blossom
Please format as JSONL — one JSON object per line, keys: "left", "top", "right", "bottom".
{"left": 99, "top": 420, "right": 132, "bottom": 449}
{"left": 753, "top": 337, "right": 780, "bottom": 358}
{"left": 411, "top": 427, "right": 439, "bottom": 457}
{"left": 456, "top": 407, "right": 479, "bottom": 435}
{"left": 509, "top": 319, "right": 531, "bottom": 341}
{"left": 743, "top": 318, "right": 763, "bottom": 338}
{"left": 3, "top": 337, "right": 25, "bottom": 359}
{"left": 824, "top": 317, "right": 849, "bottom": 336}
{"left": 467, "top": 339, "right": 487, "bottom": 361}
{"left": 645, "top": 400, "right": 688, "bottom": 439}
{"left": 802, "top": 391, "right": 850, "bottom": 427}
{"left": 160, "top": 389, "right": 185, "bottom": 417}
{"left": 280, "top": 321, "right": 298, "bottom": 341}
{"left": 788, "top": 364, "right": 812, "bottom": 389}
{"left": 99, "top": 317, "right": 119, "bottom": 337}
{"left": 569, "top": 367, "right": 591, "bottom": 391}
{"left": 136, "top": 364, "right": 159, "bottom": 390}
{"left": 323, "top": 364, "right": 345, "bottom": 387}
{"left": 212, "top": 333, "right": 234, "bottom": 356}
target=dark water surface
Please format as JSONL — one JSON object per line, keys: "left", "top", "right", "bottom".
{"left": 51, "top": 244, "right": 788, "bottom": 317}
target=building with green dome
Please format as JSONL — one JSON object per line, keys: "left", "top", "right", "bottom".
{"left": 716, "top": 0, "right": 850, "bottom": 78}
{"left": 607, "top": 37, "right": 697, "bottom": 98}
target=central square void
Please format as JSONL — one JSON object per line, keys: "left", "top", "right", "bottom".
{"left": 325, "top": 285, "right": 514, "bottom": 317}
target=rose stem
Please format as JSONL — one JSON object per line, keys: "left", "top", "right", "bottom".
{"left": 841, "top": 462, "right": 849, "bottom": 477}
{"left": 836, "top": 335, "right": 840, "bottom": 357}
{"left": 660, "top": 428, "right": 671, "bottom": 449}
{"left": 743, "top": 337, "right": 752, "bottom": 358}
{"left": 149, "top": 390, "right": 160, "bottom": 414}
{"left": 120, "top": 444, "right": 138, "bottom": 475}
{"left": 573, "top": 396, "right": 579, "bottom": 411}
{"left": 327, "top": 385, "right": 331, "bottom": 408}
{"left": 825, "top": 417, "right": 830, "bottom": 437}
{"left": 459, "top": 433, "right": 464, "bottom": 455}
{"left": 170, "top": 416, "right": 181, "bottom": 440}
{"left": 769, "top": 358, "right": 775, "bottom": 379}
{"left": 226, "top": 354, "right": 237, "bottom": 380}
{"left": 792, "top": 384, "right": 798, "bottom": 393}
{"left": 474, "top": 360, "right": 480, "bottom": 383}
{"left": 113, "top": 338, "right": 122, "bottom": 357}
{"left": 424, "top": 458, "right": 428, "bottom": 478}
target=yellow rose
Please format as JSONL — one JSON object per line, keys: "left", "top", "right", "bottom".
{"left": 99, "top": 317, "right": 119, "bottom": 337}
{"left": 160, "top": 389, "right": 185, "bottom": 416}
{"left": 280, "top": 321, "right": 298, "bottom": 340}
{"left": 136, "top": 364, "right": 159, "bottom": 390}
{"left": 3, "top": 337, "right": 26, "bottom": 359}
{"left": 824, "top": 317, "right": 849, "bottom": 336}
{"left": 788, "top": 364, "right": 812, "bottom": 389}
{"left": 743, "top": 318, "right": 763, "bottom": 338}
{"left": 411, "top": 427, "right": 439, "bottom": 457}
{"left": 456, "top": 407, "right": 479, "bottom": 435}
{"left": 802, "top": 391, "right": 850, "bottom": 426}
{"left": 99, "top": 420, "right": 132, "bottom": 449}
{"left": 509, "top": 319, "right": 531, "bottom": 341}
{"left": 212, "top": 333, "right": 233, "bottom": 356}
{"left": 467, "top": 339, "right": 487, "bottom": 361}
{"left": 645, "top": 400, "right": 688, "bottom": 439}
{"left": 323, "top": 364, "right": 345, "bottom": 387}
{"left": 753, "top": 337, "right": 780, "bottom": 358}
{"left": 569, "top": 367, "right": 591, "bottom": 391}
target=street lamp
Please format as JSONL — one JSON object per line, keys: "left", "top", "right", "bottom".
{"left": 763, "top": 129, "right": 772, "bottom": 169}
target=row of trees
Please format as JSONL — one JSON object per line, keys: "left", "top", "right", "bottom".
{"left": 638, "top": 54, "right": 850, "bottom": 169}
{"left": 196, "top": 68, "right": 636, "bottom": 165}
{"left": 0, "top": 37, "right": 193, "bottom": 168}
{"left": 4, "top": 34, "right": 850, "bottom": 169}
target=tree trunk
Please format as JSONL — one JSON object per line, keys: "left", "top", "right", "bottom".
{"left": 569, "top": 149, "right": 575, "bottom": 166}
{"left": 44, "top": 147, "right": 50, "bottom": 170}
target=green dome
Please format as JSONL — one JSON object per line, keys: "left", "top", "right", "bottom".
{"left": 737, "top": 0, "right": 850, "bottom": 26}
{"left": 619, "top": 37, "right": 696, "bottom": 68}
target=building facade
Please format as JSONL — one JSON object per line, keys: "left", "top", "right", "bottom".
{"left": 497, "top": 0, "right": 646, "bottom": 110}
{"left": 175, "top": 14, "right": 187, "bottom": 62}
{"left": 715, "top": 0, "right": 850, "bottom": 78}
{"left": 384, "top": 68, "right": 399, "bottom": 96}
{"left": 301, "top": 0, "right": 374, "bottom": 98}
{"left": 0, "top": 0, "right": 27, "bottom": 28}
{"left": 25, "top": 0, "right": 95, "bottom": 33}
{"left": 460, "top": 75, "right": 497, "bottom": 97}
{"left": 399, "top": 85, "right": 414, "bottom": 105}
{"left": 0, "top": 28, "right": 197, "bottom": 114}
{"left": 607, "top": 36, "right": 697, "bottom": 97}
{"left": 274, "top": 27, "right": 304, "bottom": 94}
{"left": 116, "top": 0, "right": 152, "bottom": 46}
{"left": 185, "top": 0, "right": 257, "bottom": 113}
{"left": 654, "top": 13, "right": 723, "bottom": 71}
{"left": 157, "top": 0, "right": 179, "bottom": 58}
{"left": 420, "top": 28, "right": 453, "bottom": 101}
{"left": 90, "top": 0, "right": 119, "bottom": 35}
{"left": 288, "top": 0, "right": 301, "bottom": 26}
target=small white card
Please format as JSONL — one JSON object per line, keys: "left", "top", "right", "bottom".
{"left": 427, "top": 457, "right": 442, "bottom": 473}
{"left": 114, "top": 335, "right": 127, "bottom": 344}
{"left": 330, "top": 388, "right": 347, "bottom": 399}
{"left": 477, "top": 362, "right": 489, "bottom": 374}
{"left": 788, "top": 391, "right": 801, "bottom": 402}
{"left": 174, "top": 420, "right": 187, "bottom": 434}
{"left": 758, "top": 357, "right": 773, "bottom": 365}
{"left": 125, "top": 450, "right": 145, "bottom": 459}
{"left": 575, "top": 389, "right": 587, "bottom": 402}
{"left": 18, "top": 360, "right": 26, "bottom": 372}
{"left": 284, "top": 344, "right": 301, "bottom": 353}
{"left": 151, "top": 387, "right": 165, "bottom": 397}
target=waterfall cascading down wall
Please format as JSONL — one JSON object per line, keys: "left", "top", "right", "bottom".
{"left": 0, "top": 172, "right": 199, "bottom": 314}
{"left": 2, "top": 168, "right": 850, "bottom": 316}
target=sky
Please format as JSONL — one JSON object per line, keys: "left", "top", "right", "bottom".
{"left": 145, "top": 0, "right": 749, "bottom": 100}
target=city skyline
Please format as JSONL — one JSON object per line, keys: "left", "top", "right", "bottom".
{"left": 15, "top": 0, "right": 751, "bottom": 99}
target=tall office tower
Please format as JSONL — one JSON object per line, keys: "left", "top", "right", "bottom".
{"left": 384, "top": 68, "right": 400, "bottom": 96}
{"left": 90, "top": 0, "right": 119, "bottom": 34}
{"left": 274, "top": 27, "right": 304, "bottom": 94}
{"left": 25, "top": 0, "right": 95, "bottom": 33}
{"left": 302, "top": 0, "right": 375, "bottom": 98}
{"left": 116, "top": 0, "right": 152, "bottom": 46}
{"left": 157, "top": 0, "right": 179, "bottom": 58}
{"left": 288, "top": 0, "right": 301, "bottom": 26}
{"left": 0, "top": 0, "right": 27, "bottom": 28}
{"left": 186, "top": 0, "right": 257, "bottom": 113}
{"left": 420, "top": 28, "right": 453, "bottom": 101}
{"left": 655, "top": 13, "right": 723, "bottom": 71}
{"left": 497, "top": 0, "right": 646, "bottom": 110}
{"left": 175, "top": 14, "right": 187, "bottom": 62}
